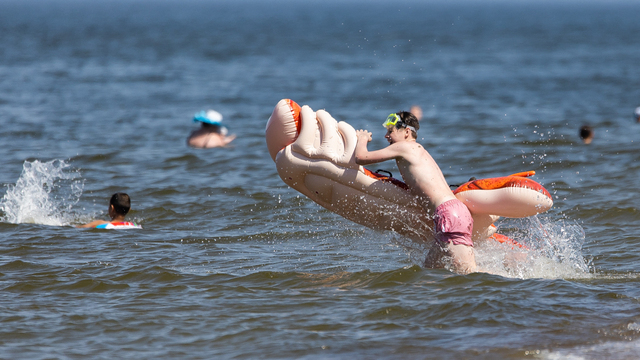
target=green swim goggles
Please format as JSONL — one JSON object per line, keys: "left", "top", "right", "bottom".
{"left": 382, "top": 113, "right": 416, "bottom": 132}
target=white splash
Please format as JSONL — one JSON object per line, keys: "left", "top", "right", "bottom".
{"left": 0, "top": 159, "right": 84, "bottom": 226}
{"left": 538, "top": 337, "right": 640, "bottom": 360}
{"left": 475, "top": 215, "right": 591, "bottom": 279}
{"left": 393, "top": 215, "right": 591, "bottom": 279}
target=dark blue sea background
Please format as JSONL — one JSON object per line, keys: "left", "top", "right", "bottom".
{"left": 1, "top": 0, "right": 640, "bottom": 358}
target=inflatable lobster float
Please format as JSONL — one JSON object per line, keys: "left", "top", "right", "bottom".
{"left": 265, "top": 99, "right": 553, "bottom": 246}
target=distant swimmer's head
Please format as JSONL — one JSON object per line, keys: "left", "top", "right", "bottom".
{"left": 410, "top": 105, "right": 423, "bottom": 121}
{"left": 579, "top": 125, "right": 594, "bottom": 144}
{"left": 382, "top": 111, "right": 419, "bottom": 139}
{"left": 193, "top": 109, "right": 228, "bottom": 135}
{"left": 110, "top": 192, "right": 131, "bottom": 216}
{"left": 635, "top": 106, "right": 640, "bottom": 123}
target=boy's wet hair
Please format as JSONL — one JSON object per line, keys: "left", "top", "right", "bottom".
{"left": 110, "top": 193, "right": 131, "bottom": 215}
{"left": 579, "top": 125, "right": 593, "bottom": 139}
{"left": 398, "top": 111, "right": 420, "bottom": 138}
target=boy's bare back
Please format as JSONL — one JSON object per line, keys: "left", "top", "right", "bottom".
{"left": 389, "top": 140, "right": 457, "bottom": 214}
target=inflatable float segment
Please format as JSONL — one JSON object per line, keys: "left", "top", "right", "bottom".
{"left": 265, "top": 99, "right": 553, "bottom": 244}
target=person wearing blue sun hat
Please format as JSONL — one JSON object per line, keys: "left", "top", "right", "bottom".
{"left": 187, "top": 109, "right": 236, "bottom": 148}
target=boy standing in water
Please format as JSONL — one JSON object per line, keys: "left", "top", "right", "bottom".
{"left": 354, "top": 112, "right": 476, "bottom": 274}
{"left": 77, "top": 192, "right": 140, "bottom": 229}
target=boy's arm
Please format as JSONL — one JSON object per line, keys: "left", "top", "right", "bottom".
{"left": 354, "top": 130, "right": 401, "bottom": 165}
{"left": 76, "top": 220, "right": 108, "bottom": 228}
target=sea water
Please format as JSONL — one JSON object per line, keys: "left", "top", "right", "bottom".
{"left": 1, "top": 0, "right": 640, "bottom": 359}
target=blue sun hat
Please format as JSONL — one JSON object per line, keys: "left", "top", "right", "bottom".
{"left": 193, "top": 109, "right": 229, "bottom": 135}
{"left": 193, "top": 109, "right": 223, "bottom": 125}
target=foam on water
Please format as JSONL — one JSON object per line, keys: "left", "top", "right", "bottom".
{"left": 0, "top": 159, "right": 84, "bottom": 226}
{"left": 539, "top": 336, "right": 640, "bottom": 360}
{"left": 476, "top": 215, "right": 591, "bottom": 279}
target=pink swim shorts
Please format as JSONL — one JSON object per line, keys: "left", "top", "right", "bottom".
{"left": 433, "top": 199, "right": 474, "bottom": 247}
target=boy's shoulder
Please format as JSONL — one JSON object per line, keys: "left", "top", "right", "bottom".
{"left": 394, "top": 139, "right": 425, "bottom": 153}
{"left": 394, "top": 141, "right": 431, "bottom": 164}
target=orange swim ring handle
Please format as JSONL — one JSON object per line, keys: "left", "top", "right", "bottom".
{"left": 453, "top": 171, "right": 551, "bottom": 200}
{"left": 363, "top": 168, "right": 410, "bottom": 190}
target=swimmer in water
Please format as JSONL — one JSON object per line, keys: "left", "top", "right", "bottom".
{"left": 635, "top": 106, "right": 640, "bottom": 123}
{"left": 410, "top": 105, "right": 423, "bottom": 121}
{"left": 187, "top": 109, "right": 236, "bottom": 148}
{"left": 77, "top": 192, "right": 139, "bottom": 228}
{"left": 579, "top": 125, "right": 594, "bottom": 144}
{"left": 354, "top": 112, "right": 476, "bottom": 274}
